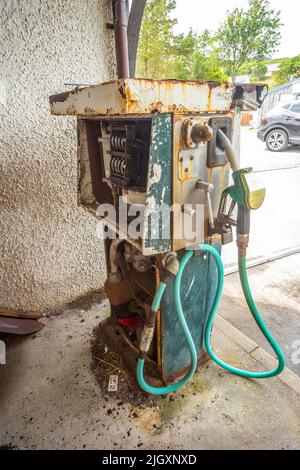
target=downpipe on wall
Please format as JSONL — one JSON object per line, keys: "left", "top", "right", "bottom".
{"left": 112, "top": 0, "right": 130, "bottom": 78}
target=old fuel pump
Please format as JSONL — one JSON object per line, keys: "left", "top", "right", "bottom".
{"left": 50, "top": 79, "right": 285, "bottom": 394}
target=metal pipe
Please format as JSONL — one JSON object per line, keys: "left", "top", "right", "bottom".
{"left": 108, "top": 239, "right": 123, "bottom": 283}
{"left": 206, "top": 192, "right": 215, "bottom": 230}
{"left": 196, "top": 180, "right": 215, "bottom": 230}
{"left": 217, "top": 129, "right": 240, "bottom": 172}
{"left": 112, "top": 0, "right": 130, "bottom": 78}
{"left": 196, "top": 180, "right": 214, "bottom": 193}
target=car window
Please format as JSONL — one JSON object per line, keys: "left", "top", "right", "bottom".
{"left": 282, "top": 103, "right": 291, "bottom": 110}
{"left": 291, "top": 103, "right": 300, "bottom": 113}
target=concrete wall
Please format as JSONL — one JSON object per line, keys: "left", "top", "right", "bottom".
{"left": 0, "top": 0, "right": 116, "bottom": 311}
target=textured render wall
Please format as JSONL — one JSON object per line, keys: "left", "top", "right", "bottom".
{"left": 0, "top": 0, "right": 116, "bottom": 311}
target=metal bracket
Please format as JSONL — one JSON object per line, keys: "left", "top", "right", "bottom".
{"left": 196, "top": 180, "right": 215, "bottom": 231}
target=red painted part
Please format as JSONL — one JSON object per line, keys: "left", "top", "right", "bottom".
{"left": 117, "top": 315, "right": 142, "bottom": 329}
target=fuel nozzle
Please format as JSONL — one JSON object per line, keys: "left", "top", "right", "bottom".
{"left": 229, "top": 168, "right": 266, "bottom": 256}
{"left": 216, "top": 130, "right": 266, "bottom": 255}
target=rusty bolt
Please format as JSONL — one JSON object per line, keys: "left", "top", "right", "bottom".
{"left": 191, "top": 124, "right": 213, "bottom": 144}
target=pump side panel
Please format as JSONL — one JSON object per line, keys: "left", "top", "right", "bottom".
{"left": 142, "top": 113, "right": 173, "bottom": 254}
{"left": 160, "top": 243, "right": 221, "bottom": 381}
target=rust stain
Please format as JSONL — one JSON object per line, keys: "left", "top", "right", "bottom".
{"left": 207, "top": 168, "right": 213, "bottom": 184}
{"left": 189, "top": 156, "right": 194, "bottom": 174}
{"left": 149, "top": 101, "right": 164, "bottom": 113}
{"left": 66, "top": 104, "right": 77, "bottom": 114}
{"left": 145, "top": 78, "right": 221, "bottom": 88}
{"left": 179, "top": 161, "right": 194, "bottom": 184}
{"left": 84, "top": 106, "right": 95, "bottom": 115}
{"left": 220, "top": 165, "right": 226, "bottom": 192}
{"left": 138, "top": 407, "right": 161, "bottom": 432}
{"left": 118, "top": 85, "right": 126, "bottom": 100}
{"left": 207, "top": 87, "right": 212, "bottom": 113}
{"left": 50, "top": 78, "right": 234, "bottom": 116}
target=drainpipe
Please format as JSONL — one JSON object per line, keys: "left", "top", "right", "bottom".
{"left": 112, "top": 0, "right": 130, "bottom": 79}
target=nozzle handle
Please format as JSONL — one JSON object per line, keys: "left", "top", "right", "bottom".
{"left": 237, "top": 205, "right": 250, "bottom": 235}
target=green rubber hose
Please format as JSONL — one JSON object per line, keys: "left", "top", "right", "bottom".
{"left": 137, "top": 244, "right": 285, "bottom": 395}
{"left": 201, "top": 245, "right": 285, "bottom": 379}
{"left": 137, "top": 250, "right": 198, "bottom": 395}
{"left": 204, "top": 253, "right": 285, "bottom": 378}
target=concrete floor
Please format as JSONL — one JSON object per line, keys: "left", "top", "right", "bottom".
{"left": 222, "top": 253, "right": 300, "bottom": 375}
{"left": 0, "top": 256, "right": 300, "bottom": 450}
{"left": 0, "top": 128, "right": 300, "bottom": 450}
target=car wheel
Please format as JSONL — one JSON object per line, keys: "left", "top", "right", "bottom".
{"left": 266, "top": 129, "right": 288, "bottom": 152}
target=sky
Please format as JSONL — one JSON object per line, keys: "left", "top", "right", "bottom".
{"left": 173, "top": 0, "right": 299, "bottom": 59}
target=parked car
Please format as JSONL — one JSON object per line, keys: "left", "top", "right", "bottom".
{"left": 257, "top": 100, "right": 300, "bottom": 151}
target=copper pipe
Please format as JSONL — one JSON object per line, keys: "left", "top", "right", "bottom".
{"left": 113, "top": 0, "right": 130, "bottom": 78}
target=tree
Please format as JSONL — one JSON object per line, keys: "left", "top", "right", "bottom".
{"left": 193, "top": 50, "right": 228, "bottom": 82}
{"left": 171, "top": 29, "right": 199, "bottom": 79}
{"left": 252, "top": 63, "right": 268, "bottom": 81}
{"left": 136, "top": 0, "right": 177, "bottom": 78}
{"left": 136, "top": 2, "right": 228, "bottom": 82}
{"left": 217, "top": 0, "right": 282, "bottom": 81}
{"left": 193, "top": 31, "right": 228, "bottom": 82}
{"left": 169, "top": 29, "right": 228, "bottom": 82}
{"left": 274, "top": 55, "right": 300, "bottom": 85}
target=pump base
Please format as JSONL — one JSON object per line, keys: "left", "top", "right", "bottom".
{"left": 97, "top": 317, "right": 210, "bottom": 387}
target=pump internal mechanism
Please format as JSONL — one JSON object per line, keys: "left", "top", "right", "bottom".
{"left": 99, "top": 120, "right": 151, "bottom": 191}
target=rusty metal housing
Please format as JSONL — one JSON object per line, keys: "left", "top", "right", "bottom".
{"left": 49, "top": 78, "right": 262, "bottom": 384}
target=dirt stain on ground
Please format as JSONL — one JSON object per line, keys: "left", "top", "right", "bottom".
{"left": 91, "top": 324, "right": 213, "bottom": 435}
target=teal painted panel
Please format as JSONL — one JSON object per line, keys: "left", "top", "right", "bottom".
{"left": 144, "top": 113, "right": 172, "bottom": 253}
{"left": 161, "top": 244, "right": 221, "bottom": 379}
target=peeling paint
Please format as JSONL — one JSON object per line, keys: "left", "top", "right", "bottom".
{"left": 143, "top": 113, "right": 172, "bottom": 254}
{"left": 146, "top": 195, "right": 157, "bottom": 213}
{"left": 50, "top": 79, "right": 234, "bottom": 117}
{"left": 148, "top": 163, "right": 162, "bottom": 187}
